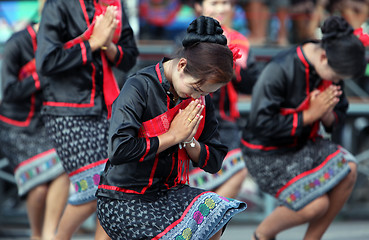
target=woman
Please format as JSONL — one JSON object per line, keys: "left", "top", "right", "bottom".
{"left": 96, "top": 16, "right": 247, "bottom": 240}
{"left": 241, "top": 16, "right": 366, "bottom": 240}
{"left": 35, "top": 0, "right": 139, "bottom": 239}
{"left": 189, "top": 0, "right": 260, "bottom": 199}
{"left": 0, "top": 1, "right": 69, "bottom": 239}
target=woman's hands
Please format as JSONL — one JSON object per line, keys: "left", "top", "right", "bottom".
{"left": 303, "top": 85, "right": 342, "bottom": 125}
{"left": 157, "top": 99, "right": 204, "bottom": 155}
{"left": 169, "top": 99, "right": 204, "bottom": 143}
{"left": 89, "top": 6, "right": 119, "bottom": 52}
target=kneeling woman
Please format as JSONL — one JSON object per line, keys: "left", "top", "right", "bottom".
{"left": 96, "top": 16, "right": 247, "bottom": 240}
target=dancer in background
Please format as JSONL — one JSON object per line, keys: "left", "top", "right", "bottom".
{"left": 241, "top": 16, "right": 366, "bottom": 240}
{"left": 189, "top": 0, "right": 260, "bottom": 199}
{"left": 96, "top": 16, "right": 247, "bottom": 240}
{"left": 36, "top": 0, "right": 138, "bottom": 239}
{"left": 0, "top": 1, "right": 69, "bottom": 239}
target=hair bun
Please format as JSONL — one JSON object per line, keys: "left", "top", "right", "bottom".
{"left": 321, "top": 16, "right": 353, "bottom": 41}
{"left": 182, "top": 16, "right": 227, "bottom": 48}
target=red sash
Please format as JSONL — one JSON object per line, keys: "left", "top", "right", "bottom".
{"left": 280, "top": 80, "right": 332, "bottom": 139}
{"left": 138, "top": 96, "right": 206, "bottom": 185}
{"left": 64, "top": 0, "right": 122, "bottom": 118}
{"left": 18, "top": 59, "right": 36, "bottom": 80}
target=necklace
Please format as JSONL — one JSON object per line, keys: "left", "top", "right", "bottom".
{"left": 172, "top": 96, "right": 179, "bottom": 103}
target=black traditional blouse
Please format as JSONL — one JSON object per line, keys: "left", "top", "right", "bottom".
{"left": 36, "top": 0, "right": 138, "bottom": 117}
{"left": 0, "top": 24, "right": 43, "bottom": 132}
{"left": 96, "top": 59, "right": 228, "bottom": 200}
{"left": 242, "top": 43, "right": 348, "bottom": 154}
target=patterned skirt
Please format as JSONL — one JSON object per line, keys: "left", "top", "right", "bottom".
{"left": 0, "top": 125, "right": 64, "bottom": 197}
{"left": 44, "top": 115, "right": 109, "bottom": 205}
{"left": 189, "top": 148, "right": 246, "bottom": 190}
{"left": 189, "top": 121, "right": 246, "bottom": 191}
{"left": 244, "top": 138, "right": 356, "bottom": 211}
{"left": 97, "top": 185, "right": 247, "bottom": 239}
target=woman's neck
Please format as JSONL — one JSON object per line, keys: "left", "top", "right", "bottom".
{"left": 163, "top": 60, "right": 179, "bottom": 99}
{"left": 301, "top": 42, "right": 322, "bottom": 68}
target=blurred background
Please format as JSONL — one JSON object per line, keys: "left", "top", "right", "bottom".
{"left": 0, "top": 0, "right": 369, "bottom": 238}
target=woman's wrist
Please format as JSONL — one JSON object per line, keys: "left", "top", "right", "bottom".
{"left": 179, "top": 137, "right": 196, "bottom": 149}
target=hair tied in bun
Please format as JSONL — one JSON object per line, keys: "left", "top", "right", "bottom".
{"left": 182, "top": 16, "right": 227, "bottom": 48}
{"left": 321, "top": 16, "right": 353, "bottom": 41}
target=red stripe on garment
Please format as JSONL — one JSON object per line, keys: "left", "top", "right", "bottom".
{"left": 0, "top": 95, "right": 36, "bottom": 127}
{"left": 291, "top": 112, "right": 298, "bottom": 136}
{"left": 201, "top": 145, "right": 210, "bottom": 168}
{"left": 155, "top": 63, "right": 163, "bottom": 83}
{"left": 80, "top": 42, "right": 87, "bottom": 64}
{"left": 275, "top": 149, "right": 341, "bottom": 198}
{"left": 68, "top": 158, "right": 108, "bottom": 177}
{"left": 98, "top": 184, "right": 142, "bottom": 194}
{"left": 14, "top": 148, "right": 56, "bottom": 172}
{"left": 296, "top": 46, "right": 310, "bottom": 95}
{"left": 116, "top": 45, "right": 123, "bottom": 66}
{"left": 139, "top": 137, "right": 150, "bottom": 162}
{"left": 43, "top": 63, "right": 96, "bottom": 108}
{"left": 155, "top": 63, "right": 171, "bottom": 109}
{"left": 164, "top": 154, "right": 176, "bottom": 189}
{"left": 26, "top": 25, "right": 37, "bottom": 53}
{"left": 241, "top": 138, "right": 278, "bottom": 151}
{"left": 98, "top": 155, "right": 160, "bottom": 194}
{"left": 152, "top": 191, "right": 211, "bottom": 239}
{"left": 79, "top": 0, "right": 91, "bottom": 26}
{"left": 140, "top": 155, "right": 160, "bottom": 193}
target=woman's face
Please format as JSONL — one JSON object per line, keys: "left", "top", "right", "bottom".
{"left": 195, "top": 0, "right": 233, "bottom": 25}
{"left": 172, "top": 59, "right": 225, "bottom": 99}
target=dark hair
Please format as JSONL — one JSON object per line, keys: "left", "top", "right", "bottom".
{"left": 174, "top": 16, "right": 233, "bottom": 85}
{"left": 321, "top": 16, "right": 366, "bottom": 79}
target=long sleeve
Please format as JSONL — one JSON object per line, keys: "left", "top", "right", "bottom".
{"left": 108, "top": 76, "right": 160, "bottom": 165}
{"left": 195, "top": 95, "right": 228, "bottom": 173}
{"left": 1, "top": 32, "right": 40, "bottom": 102}
{"left": 248, "top": 62, "right": 305, "bottom": 140}
{"left": 109, "top": 6, "right": 139, "bottom": 72}
{"left": 36, "top": 1, "right": 94, "bottom": 76}
{"left": 108, "top": 78, "right": 227, "bottom": 173}
{"left": 235, "top": 49, "right": 260, "bottom": 95}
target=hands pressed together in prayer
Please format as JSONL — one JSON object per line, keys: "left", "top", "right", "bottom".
{"left": 157, "top": 99, "right": 205, "bottom": 161}
{"left": 169, "top": 99, "right": 204, "bottom": 143}
{"left": 89, "top": 5, "right": 118, "bottom": 52}
{"left": 303, "top": 85, "right": 342, "bottom": 126}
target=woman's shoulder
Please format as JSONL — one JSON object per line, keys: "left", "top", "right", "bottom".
{"left": 123, "top": 65, "right": 160, "bottom": 92}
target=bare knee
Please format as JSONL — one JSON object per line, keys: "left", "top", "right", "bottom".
{"left": 345, "top": 162, "right": 357, "bottom": 189}
{"left": 28, "top": 184, "right": 48, "bottom": 202}
{"left": 298, "top": 195, "right": 329, "bottom": 222}
{"left": 235, "top": 168, "right": 248, "bottom": 182}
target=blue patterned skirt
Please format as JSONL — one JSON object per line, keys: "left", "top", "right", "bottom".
{"left": 0, "top": 125, "right": 64, "bottom": 197}
{"left": 45, "top": 115, "right": 109, "bottom": 205}
{"left": 244, "top": 138, "right": 356, "bottom": 211}
{"left": 189, "top": 148, "right": 246, "bottom": 190}
{"left": 97, "top": 185, "right": 247, "bottom": 239}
